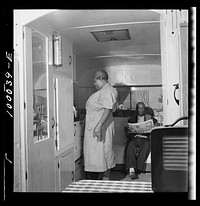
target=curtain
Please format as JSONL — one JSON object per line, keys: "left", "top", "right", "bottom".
{"left": 131, "top": 90, "right": 149, "bottom": 107}
{"left": 116, "top": 87, "right": 131, "bottom": 105}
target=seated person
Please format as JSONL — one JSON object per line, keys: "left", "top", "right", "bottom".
{"left": 124, "top": 102, "right": 158, "bottom": 179}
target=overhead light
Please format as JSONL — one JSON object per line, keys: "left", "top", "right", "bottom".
{"left": 91, "top": 28, "right": 131, "bottom": 42}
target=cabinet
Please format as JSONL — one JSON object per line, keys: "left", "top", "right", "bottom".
{"left": 55, "top": 148, "right": 75, "bottom": 192}
{"left": 75, "top": 157, "right": 85, "bottom": 181}
{"left": 54, "top": 76, "right": 74, "bottom": 152}
{"left": 74, "top": 120, "right": 85, "bottom": 161}
{"left": 74, "top": 121, "right": 85, "bottom": 181}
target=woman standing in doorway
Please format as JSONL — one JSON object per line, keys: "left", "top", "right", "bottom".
{"left": 83, "top": 70, "right": 118, "bottom": 180}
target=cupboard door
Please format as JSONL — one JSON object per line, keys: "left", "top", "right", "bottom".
{"left": 54, "top": 76, "right": 73, "bottom": 151}
{"left": 74, "top": 121, "right": 84, "bottom": 161}
{"left": 58, "top": 149, "right": 74, "bottom": 191}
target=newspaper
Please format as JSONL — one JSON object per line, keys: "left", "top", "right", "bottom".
{"left": 128, "top": 119, "right": 154, "bottom": 134}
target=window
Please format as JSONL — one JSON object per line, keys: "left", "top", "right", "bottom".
{"left": 32, "top": 29, "right": 49, "bottom": 143}
{"left": 115, "top": 86, "right": 163, "bottom": 123}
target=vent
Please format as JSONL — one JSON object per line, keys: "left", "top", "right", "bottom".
{"left": 162, "top": 135, "right": 188, "bottom": 171}
{"left": 91, "top": 28, "right": 131, "bottom": 42}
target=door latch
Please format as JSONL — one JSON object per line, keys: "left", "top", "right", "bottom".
{"left": 173, "top": 83, "right": 179, "bottom": 105}
{"left": 52, "top": 117, "right": 55, "bottom": 128}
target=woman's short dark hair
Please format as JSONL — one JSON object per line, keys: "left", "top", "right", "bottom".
{"left": 98, "top": 70, "right": 108, "bottom": 80}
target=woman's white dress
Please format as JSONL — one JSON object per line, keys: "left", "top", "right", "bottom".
{"left": 83, "top": 83, "right": 118, "bottom": 172}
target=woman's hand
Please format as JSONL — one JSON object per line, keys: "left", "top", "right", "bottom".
{"left": 93, "top": 109, "right": 111, "bottom": 142}
{"left": 93, "top": 124, "right": 102, "bottom": 142}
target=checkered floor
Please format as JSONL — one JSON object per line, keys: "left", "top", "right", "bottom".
{"left": 63, "top": 180, "right": 153, "bottom": 193}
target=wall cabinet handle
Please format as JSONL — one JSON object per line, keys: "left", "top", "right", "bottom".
{"left": 52, "top": 117, "right": 56, "bottom": 128}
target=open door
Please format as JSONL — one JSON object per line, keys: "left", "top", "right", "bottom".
{"left": 24, "top": 27, "right": 55, "bottom": 191}
{"left": 160, "top": 12, "right": 182, "bottom": 125}
{"left": 166, "top": 34, "right": 182, "bottom": 124}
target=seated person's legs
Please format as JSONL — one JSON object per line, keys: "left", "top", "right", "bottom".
{"left": 136, "top": 139, "right": 150, "bottom": 173}
{"left": 125, "top": 139, "right": 139, "bottom": 179}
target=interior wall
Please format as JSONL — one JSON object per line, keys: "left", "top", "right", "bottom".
{"left": 76, "top": 64, "right": 162, "bottom": 109}
{"left": 78, "top": 64, "right": 161, "bottom": 87}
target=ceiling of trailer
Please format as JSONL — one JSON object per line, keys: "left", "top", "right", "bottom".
{"left": 42, "top": 10, "right": 161, "bottom": 68}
